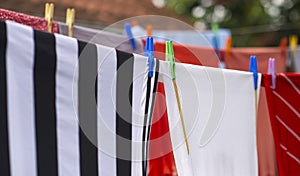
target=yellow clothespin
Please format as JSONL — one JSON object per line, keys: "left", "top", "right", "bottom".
{"left": 289, "top": 35, "right": 298, "bottom": 58}
{"left": 45, "top": 3, "right": 54, "bottom": 33}
{"left": 66, "top": 8, "right": 75, "bottom": 37}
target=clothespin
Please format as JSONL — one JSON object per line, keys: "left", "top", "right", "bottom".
{"left": 280, "top": 37, "right": 287, "bottom": 59}
{"left": 289, "top": 35, "right": 298, "bottom": 58}
{"left": 144, "top": 37, "right": 154, "bottom": 78}
{"left": 131, "top": 21, "right": 138, "bottom": 27}
{"left": 249, "top": 56, "right": 258, "bottom": 90}
{"left": 66, "top": 8, "right": 75, "bottom": 37}
{"left": 148, "top": 37, "right": 154, "bottom": 78}
{"left": 146, "top": 25, "right": 153, "bottom": 37}
{"left": 280, "top": 37, "right": 287, "bottom": 51}
{"left": 212, "top": 23, "right": 219, "bottom": 35}
{"left": 166, "top": 41, "right": 175, "bottom": 79}
{"left": 211, "top": 23, "right": 220, "bottom": 58}
{"left": 144, "top": 37, "right": 149, "bottom": 57}
{"left": 45, "top": 3, "right": 54, "bottom": 33}
{"left": 250, "top": 56, "right": 258, "bottom": 115}
{"left": 124, "top": 23, "right": 136, "bottom": 50}
{"left": 250, "top": 56, "right": 258, "bottom": 90}
{"left": 166, "top": 40, "right": 190, "bottom": 155}
{"left": 268, "top": 58, "right": 276, "bottom": 89}
{"left": 225, "top": 37, "right": 232, "bottom": 61}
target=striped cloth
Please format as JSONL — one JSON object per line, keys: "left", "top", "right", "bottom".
{"left": 0, "top": 20, "right": 158, "bottom": 176}
{"left": 264, "top": 73, "right": 300, "bottom": 176}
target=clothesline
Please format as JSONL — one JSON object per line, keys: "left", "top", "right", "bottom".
{"left": 230, "top": 22, "right": 300, "bottom": 35}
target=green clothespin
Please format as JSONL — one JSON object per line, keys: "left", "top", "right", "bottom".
{"left": 212, "top": 23, "right": 219, "bottom": 35}
{"left": 166, "top": 41, "right": 176, "bottom": 79}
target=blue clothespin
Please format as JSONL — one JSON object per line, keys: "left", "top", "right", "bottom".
{"left": 268, "top": 58, "right": 276, "bottom": 89}
{"left": 212, "top": 23, "right": 224, "bottom": 68}
{"left": 249, "top": 56, "right": 258, "bottom": 90}
{"left": 144, "top": 37, "right": 149, "bottom": 57}
{"left": 212, "top": 36, "right": 219, "bottom": 57}
{"left": 148, "top": 37, "right": 154, "bottom": 78}
{"left": 124, "top": 23, "right": 136, "bottom": 50}
{"left": 212, "top": 23, "right": 220, "bottom": 58}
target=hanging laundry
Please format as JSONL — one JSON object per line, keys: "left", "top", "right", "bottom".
{"left": 158, "top": 61, "right": 260, "bottom": 176}
{"left": 224, "top": 46, "right": 286, "bottom": 176}
{"left": 150, "top": 40, "right": 282, "bottom": 176}
{"left": 264, "top": 73, "right": 300, "bottom": 176}
{"left": 131, "top": 25, "right": 231, "bottom": 48}
{"left": 0, "top": 20, "right": 156, "bottom": 176}
{"left": 148, "top": 82, "right": 178, "bottom": 176}
{"left": 256, "top": 88, "right": 279, "bottom": 176}
{"left": 0, "top": 8, "right": 59, "bottom": 33}
{"left": 224, "top": 47, "right": 286, "bottom": 72}
{"left": 225, "top": 47, "right": 285, "bottom": 176}
{"left": 58, "top": 22, "right": 144, "bottom": 54}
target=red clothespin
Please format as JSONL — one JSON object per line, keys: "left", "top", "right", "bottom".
{"left": 268, "top": 58, "right": 276, "bottom": 89}
{"left": 279, "top": 37, "right": 287, "bottom": 59}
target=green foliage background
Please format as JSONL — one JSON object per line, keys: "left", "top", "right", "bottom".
{"left": 164, "top": 0, "right": 300, "bottom": 47}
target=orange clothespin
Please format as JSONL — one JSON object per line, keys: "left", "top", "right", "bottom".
{"left": 225, "top": 37, "right": 232, "bottom": 61}
{"left": 45, "top": 2, "right": 54, "bottom": 33}
{"left": 66, "top": 8, "right": 75, "bottom": 37}
{"left": 289, "top": 35, "right": 298, "bottom": 58}
{"left": 131, "top": 21, "right": 138, "bottom": 27}
{"left": 146, "top": 25, "right": 153, "bottom": 37}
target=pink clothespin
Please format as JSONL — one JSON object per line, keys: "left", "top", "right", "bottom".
{"left": 268, "top": 58, "right": 276, "bottom": 89}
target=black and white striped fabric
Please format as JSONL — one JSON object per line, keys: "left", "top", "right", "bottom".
{"left": 0, "top": 20, "right": 158, "bottom": 176}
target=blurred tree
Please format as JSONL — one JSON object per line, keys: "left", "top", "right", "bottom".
{"left": 163, "top": 0, "right": 300, "bottom": 46}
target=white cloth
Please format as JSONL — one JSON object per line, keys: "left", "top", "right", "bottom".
{"left": 294, "top": 46, "right": 300, "bottom": 72}
{"left": 158, "top": 61, "right": 260, "bottom": 176}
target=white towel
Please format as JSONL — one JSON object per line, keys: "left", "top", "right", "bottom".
{"left": 158, "top": 61, "right": 260, "bottom": 176}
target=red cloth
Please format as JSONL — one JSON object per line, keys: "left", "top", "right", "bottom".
{"left": 151, "top": 41, "right": 286, "bottom": 72}
{"left": 225, "top": 47, "right": 286, "bottom": 72}
{"left": 148, "top": 83, "right": 178, "bottom": 176}
{"left": 264, "top": 73, "right": 300, "bottom": 176}
{"left": 0, "top": 8, "right": 59, "bottom": 33}
{"left": 153, "top": 41, "right": 219, "bottom": 67}
{"left": 257, "top": 88, "right": 279, "bottom": 176}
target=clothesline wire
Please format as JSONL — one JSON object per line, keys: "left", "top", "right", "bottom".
{"left": 57, "top": 17, "right": 300, "bottom": 36}
{"left": 230, "top": 22, "right": 300, "bottom": 35}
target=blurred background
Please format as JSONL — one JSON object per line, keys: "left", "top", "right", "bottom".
{"left": 1, "top": 0, "right": 300, "bottom": 46}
